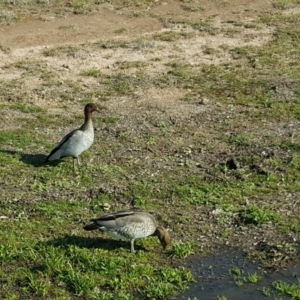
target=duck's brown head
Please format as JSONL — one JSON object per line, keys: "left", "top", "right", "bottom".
{"left": 155, "top": 226, "right": 171, "bottom": 250}
{"left": 85, "top": 103, "right": 99, "bottom": 114}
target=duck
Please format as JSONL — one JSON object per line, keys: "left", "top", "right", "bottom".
{"left": 83, "top": 208, "right": 171, "bottom": 253}
{"left": 45, "top": 103, "right": 99, "bottom": 170}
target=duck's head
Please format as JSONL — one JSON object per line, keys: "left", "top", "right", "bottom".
{"left": 155, "top": 226, "right": 171, "bottom": 250}
{"left": 84, "top": 103, "right": 99, "bottom": 115}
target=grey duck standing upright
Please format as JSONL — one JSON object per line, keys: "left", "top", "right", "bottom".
{"left": 83, "top": 209, "right": 171, "bottom": 253}
{"left": 45, "top": 103, "right": 99, "bottom": 170}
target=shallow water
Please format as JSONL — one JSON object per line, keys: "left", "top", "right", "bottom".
{"left": 176, "top": 247, "right": 300, "bottom": 300}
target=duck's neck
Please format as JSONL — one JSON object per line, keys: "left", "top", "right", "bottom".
{"left": 84, "top": 111, "right": 92, "bottom": 123}
{"left": 81, "top": 112, "right": 93, "bottom": 130}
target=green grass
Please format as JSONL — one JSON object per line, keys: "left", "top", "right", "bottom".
{"left": 247, "top": 272, "right": 262, "bottom": 284}
{"left": 43, "top": 44, "right": 90, "bottom": 58}
{"left": 0, "top": 8, "right": 16, "bottom": 23}
{"left": 240, "top": 205, "right": 281, "bottom": 225}
{"left": 217, "top": 297, "right": 229, "bottom": 300}
{"left": 229, "top": 267, "right": 244, "bottom": 277}
{"left": 0, "top": 43, "right": 10, "bottom": 53}
{"left": 0, "top": 129, "right": 38, "bottom": 148}
{"left": 171, "top": 241, "right": 195, "bottom": 258}
{"left": 181, "top": 3, "right": 204, "bottom": 12}
{"left": 272, "top": 280, "right": 300, "bottom": 298}
{"left": 1, "top": 210, "right": 192, "bottom": 299}
{"left": 10, "top": 103, "right": 45, "bottom": 113}
{"left": 1, "top": 191, "right": 192, "bottom": 298}
{"left": 81, "top": 68, "right": 102, "bottom": 78}
{"left": 226, "top": 134, "right": 253, "bottom": 147}
{"left": 151, "top": 31, "right": 195, "bottom": 42}
{"left": 228, "top": 267, "right": 255, "bottom": 287}
{"left": 273, "top": 0, "right": 300, "bottom": 9}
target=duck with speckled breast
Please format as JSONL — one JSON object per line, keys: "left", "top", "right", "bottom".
{"left": 84, "top": 209, "right": 171, "bottom": 253}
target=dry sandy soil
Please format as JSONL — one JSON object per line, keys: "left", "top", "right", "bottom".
{"left": 0, "top": 0, "right": 275, "bottom": 126}
{"left": 0, "top": 0, "right": 272, "bottom": 49}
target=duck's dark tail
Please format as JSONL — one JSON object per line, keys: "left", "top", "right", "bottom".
{"left": 83, "top": 223, "right": 99, "bottom": 231}
{"left": 44, "top": 146, "right": 59, "bottom": 163}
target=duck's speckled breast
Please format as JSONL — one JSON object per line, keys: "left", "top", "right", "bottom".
{"left": 103, "top": 216, "right": 157, "bottom": 240}
{"left": 81, "top": 128, "right": 94, "bottom": 149}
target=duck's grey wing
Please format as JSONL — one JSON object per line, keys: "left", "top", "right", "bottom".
{"left": 45, "top": 129, "right": 77, "bottom": 162}
{"left": 57, "top": 129, "right": 77, "bottom": 146}
{"left": 95, "top": 209, "right": 139, "bottom": 221}
{"left": 84, "top": 209, "right": 144, "bottom": 231}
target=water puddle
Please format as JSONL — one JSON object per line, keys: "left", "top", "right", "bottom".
{"left": 176, "top": 247, "right": 300, "bottom": 300}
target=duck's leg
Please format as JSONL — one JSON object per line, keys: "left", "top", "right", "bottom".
{"left": 130, "top": 239, "right": 136, "bottom": 253}
{"left": 73, "top": 157, "right": 77, "bottom": 172}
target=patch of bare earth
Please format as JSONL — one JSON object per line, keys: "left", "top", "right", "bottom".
{"left": 0, "top": 1, "right": 274, "bottom": 110}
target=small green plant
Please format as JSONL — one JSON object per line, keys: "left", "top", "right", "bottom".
{"left": 260, "top": 287, "right": 271, "bottom": 296}
{"left": 115, "top": 27, "right": 127, "bottom": 34}
{"left": 21, "top": 270, "right": 51, "bottom": 297}
{"left": 247, "top": 272, "right": 261, "bottom": 283}
{"left": 151, "top": 31, "right": 194, "bottom": 42}
{"left": 280, "top": 140, "right": 300, "bottom": 153}
{"left": 229, "top": 267, "right": 243, "bottom": 276}
{"left": 0, "top": 9, "right": 16, "bottom": 23}
{"left": 100, "top": 39, "right": 129, "bottom": 49}
{"left": 272, "top": 280, "right": 300, "bottom": 298}
{"left": 43, "top": 45, "right": 86, "bottom": 57}
{"left": 227, "top": 134, "right": 252, "bottom": 147}
{"left": 181, "top": 4, "right": 204, "bottom": 12}
{"left": 70, "top": 0, "right": 86, "bottom": 13}
{"left": 107, "top": 73, "right": 136, "bottom": 95}
{"left": 279, "top": 219, "right": 300, "bottom": 233}
{"left": 171, "top": 241, "right": 195, "bottom": 258}
{"left": 108, "top": 276, "right": 126, "bottom": 290}
{"left": 241, "top": 205, "right": 281, "bottom": 225}
{"left": 118, "top": 60, "right": 148, "bottom": 70}
{"left": 144, "top": 267, "right": 193, "bottom": 299}
{"left": 102, "top": 115, "right": 119, "bottom": 123}
{"left": 80, "top": 68, "right": 102, "bottom": 78}
{"left": 144, "top": 281, "right": 174, "bottom": 300}
{"left": 146, "top": 135, "right": 158, "bottom": 146}
{"left": 155, "top": 121, "right": 168, "bottom": 134}
{"left": 203, "top": 46, "right": 221, "bottom": 55}
{"left": 0, "top": 43, "right": 10, "bottom": 53}
{"left": 235, "top": 280, "right": 244, "bottom": 287}
{"left": 61, "top": 268, "right": 96, "bottom": 296}
{"left": 217, "top": 296, "right": 229, "bottom": 300}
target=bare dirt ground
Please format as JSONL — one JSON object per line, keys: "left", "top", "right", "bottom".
{"left": 0, "top": 0, "right": 275, "bottom": 121}
{"left": 0, "top": 0, "right": 272, "bottom": 49}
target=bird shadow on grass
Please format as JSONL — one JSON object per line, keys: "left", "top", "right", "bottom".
{"left": 0, "top": 149, "right": 62, "bottom": 168}
{"left": 43, "top": 234, "right": 147, "bottom": 252}
{"left": 0, "top": 149, "right": 46, "bottom": 167}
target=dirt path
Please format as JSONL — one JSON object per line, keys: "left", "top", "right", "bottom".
{"left": 0, "top": 0, "right": 272, "bottom": 51}
{"left": 0, "top": 0, "right": 274, "bottom": 114}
